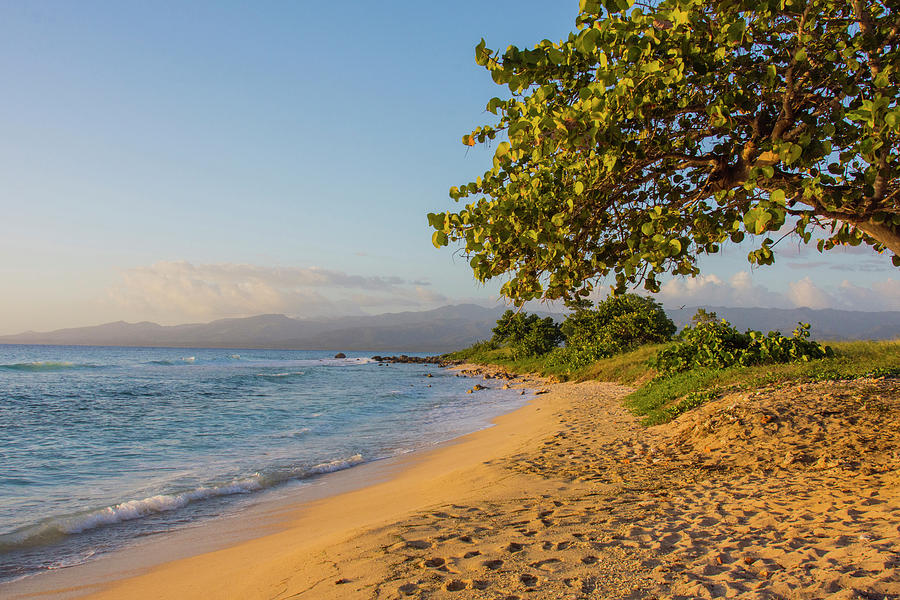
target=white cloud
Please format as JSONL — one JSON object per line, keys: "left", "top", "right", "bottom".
{"left": 656, "top": 271, "right": 786, "bottom": 308}
{"left": 107, "top": 260, "right": 447, "bottom": 322}
{"left": 836, "top": 279, "right": 900, "bottom": 311}
{"left": 655, "top": 271, "right": 900, "bottom": 312}
{"left": 787, "top": 277, "right": 835, "bottom": 310}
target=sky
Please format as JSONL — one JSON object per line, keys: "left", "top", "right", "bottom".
{"left": 0, "top": 1, "right": 897, "bottom": 334}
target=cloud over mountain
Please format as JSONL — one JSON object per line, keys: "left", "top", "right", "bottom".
{"left": 107, "top": 261, "right": 446, "bottom": 321}
{"left": 656, "top": 271, "right": 900, "bottom": 312}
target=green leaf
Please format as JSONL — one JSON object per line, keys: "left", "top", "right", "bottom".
{"left": 432, "top": 231, "right": 448, "bottom": 248}
{"left": 475, "top": 39, "right": 489, "bottom": 66}
{"left": 580, "top": 28, "right": 600, "bottom": 54}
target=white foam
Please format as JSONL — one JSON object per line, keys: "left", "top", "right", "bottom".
{"left": 60, "top": 480, "right": 263, "bottom": 534}
{"left": 0, "top": 454, "right": 367, "bottom": 551}
{"left": 181, "top": 356, "right": 196, "bottom": 363}
{"left": 308, "top": 454, "right": 364, "bottom": 475}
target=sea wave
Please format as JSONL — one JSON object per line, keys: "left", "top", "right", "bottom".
{"left": 256, "top": 371, "right": 305, "bottom": 379}
{"left": 0, "top": 454, "right": 365, "bottom": 553}
{"left": 0, "top": 361, "right": 101, "bottom": 372}
{"left": 274, "top": 427, "right": 311, "bottom": 439}
{"left": 145, "top": 356, "right": 198, "bottom": 366}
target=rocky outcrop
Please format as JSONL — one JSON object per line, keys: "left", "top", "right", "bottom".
{"left": 371, "top": 355, "right": 457, "bottom": 366}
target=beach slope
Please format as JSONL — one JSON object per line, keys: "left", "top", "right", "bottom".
{"left": 16, "top": 367, "right": 900, "bottom": 599}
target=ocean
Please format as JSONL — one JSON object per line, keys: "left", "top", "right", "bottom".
{"left": 0, "top": 344, "right": 526, "bottom": 583}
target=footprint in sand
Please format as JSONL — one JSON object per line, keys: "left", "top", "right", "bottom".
{"left": 398, "top": 582, "right": 418, "bottom": 595}
{"left": 519, "top": 573, "right": 539, "bottom": 587}
{"left": 506, "top": 542, "right": 524, "bottom": 552}
{"left": 445, "top": 579, "right": 468, "bottom": 591}
{"left": 529, "top": 558, "right": 562, "bottom": 571}
{"left": 424, "top": 557, "right": 446, "bottom": 568}
{"left": 483, "top": 559, "right": 504, "bottom": 570}
{"left": 405, "top": 540, "right": 431, "bottom": 549}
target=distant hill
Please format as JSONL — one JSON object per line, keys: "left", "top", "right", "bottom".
{"left": 1, "top": 304, "right": 896, "bottom": 352}
{"left": 0, "top": 304, "right": 509, "bottom": 352}
{"left": 666, "top": 306, "right": 900, "bottom": 341}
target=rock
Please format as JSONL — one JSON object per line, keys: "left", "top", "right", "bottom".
{"left": 334, "top": 352, "right": 346, "bottom": 359}
{"left": 472, "top": 384, "right": 486, "bottom": 391}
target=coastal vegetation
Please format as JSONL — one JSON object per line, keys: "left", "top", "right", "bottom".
{"left": 428, "top": 0, "right": 899, "bottom": 304}
{"left": 550, "top": 294, "right": 675, "bottom": 368}
{"left": 445, "top": 307, "right": 899, "bottom": 425}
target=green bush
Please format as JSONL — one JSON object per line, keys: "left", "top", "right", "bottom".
{"left": 492, "top": 310, "right": 563, "bottom": 358}
{"left": 655, "top": 319, "right": 832, "bottom": 376}
{"left": 550, "top": 294, "right": 676, "bottom": 369}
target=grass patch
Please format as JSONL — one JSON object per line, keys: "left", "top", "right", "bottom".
{"left": 443, "top": 342, "right": 661, "bottom": 383}
{"left": 627, "top": 339, "right": 900, "bottom": 425}
{"left": 575, "top": 344, "right": 663, "bottom": 385}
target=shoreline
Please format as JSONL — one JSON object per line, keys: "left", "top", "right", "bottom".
{"left": 6, "top": 365, "right": 898, "bottom": 599}
{"left": 2, "top": 363, "right": 550, "bottom": 600}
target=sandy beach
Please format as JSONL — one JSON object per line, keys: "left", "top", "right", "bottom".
{"left": 8, "top": 364, "right": 899, "bottom": 599}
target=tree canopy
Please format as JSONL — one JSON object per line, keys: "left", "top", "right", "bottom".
{"left": 428, "top": 0, "right": 900, "bottom": 304}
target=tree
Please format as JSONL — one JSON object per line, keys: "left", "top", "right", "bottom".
{"left": 492, "top": 310, "right": 564, "bottom": 357}
{"left": 691, "top": 308, "right": 719, "bottom": 325}
{"left": 560, "top": 293, "right": 675, "bottom": 359}
{"left": 428, "top": 0, "right": 899, "bottom": 304}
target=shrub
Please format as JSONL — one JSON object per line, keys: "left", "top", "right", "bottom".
{"left": 492, "top": 310, "right": 563, "bottom": 358}
{"left": 655, "top": 319, "right": 832, "bottom": 376}
{"left": 551, "top": 294, "right": 676, "bottom": 369}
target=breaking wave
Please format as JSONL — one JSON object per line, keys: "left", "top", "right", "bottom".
{"left": 0, "top": 361, "right": 101, "bottom": 372}
{"left": 0, "top": 454, "right": 365, "bottom": 553}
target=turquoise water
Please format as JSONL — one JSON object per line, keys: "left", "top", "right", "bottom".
{"left": 0, "top": 345, "right": 526, "bottom": 583}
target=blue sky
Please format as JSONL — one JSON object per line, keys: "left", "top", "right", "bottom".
{"left": 0, "top": 1, "right": 896, "bottom": 333}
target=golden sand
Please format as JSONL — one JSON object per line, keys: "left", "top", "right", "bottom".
{"left": 12, "top": 366, "right": 900, "bottom": 599}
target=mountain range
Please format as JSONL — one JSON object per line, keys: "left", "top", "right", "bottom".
{"left": 0, "top": 304, "right": 897, "bottom": 352}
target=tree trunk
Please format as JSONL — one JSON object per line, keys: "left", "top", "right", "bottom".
{"left": 854, "top": 219, "right": 900, "bottom": 257}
